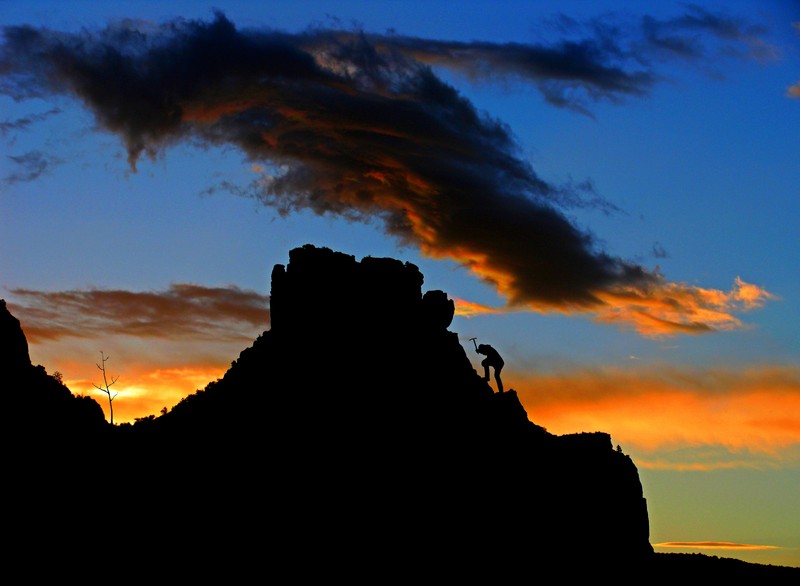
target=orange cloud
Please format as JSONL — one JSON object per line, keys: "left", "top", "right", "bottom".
{"left": 8, "top": 284, "right": 269, "bottom": 343}
{"left": 454, "top": 275, "right": 774, "bottom": 338}
{"left": 512, "top": 364, "right": 800, "bottom": 467}
{"left": 452, "top": 297, "right": 503, "bottom": 318}
{"left": 592, "top": 276, "right": 775, "bottom": 338}
{"left": 654, "top": 541, "right": 779, "bottom": 551}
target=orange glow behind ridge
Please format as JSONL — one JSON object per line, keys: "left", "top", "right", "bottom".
{"left": 513, "top": 365, "right": 800, "bottom": 468}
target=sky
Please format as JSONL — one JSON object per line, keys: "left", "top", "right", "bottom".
{"left": 1, "top": 0, "right": 798, "bottom": 568}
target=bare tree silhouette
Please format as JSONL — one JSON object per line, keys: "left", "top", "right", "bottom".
{"left": 93, "top": 351, "right": 119, "bottom": 425}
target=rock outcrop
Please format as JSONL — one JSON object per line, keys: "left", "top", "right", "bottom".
{"left": 150, "top": 244, "right": 653, "bottom": 574}
{"left": 1, "top": 299, "right": 106, "bottom": 438}
{"left": 5, "top": 245, "right": 655, "bottom": 578}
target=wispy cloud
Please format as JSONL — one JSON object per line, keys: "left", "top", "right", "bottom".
{"left": 3, "top": 150, "right": 61, "bottom": 184}
{"left": 651, "top": 242, "right": 668, "bottom": 259}
{"left": 592, "top": 276, "right": 776, "bottom": 337}
{"left": 453, "top": 297, "right": 505, "bottom": 318}
{"left": 513, "top": 364, "right": 800, "bottom": 466}
{"left": 457, "top": 276, "right": 775, "bottom": 338}
{"left": 373, "top": 4, "right": 777, "bottom": 114}
{"left": 0, "top": 9, "right": 776, "bottom": 335}
{"left": 654, "top": 541, "right": 780, "bottom": 551}
{"left": 639, "top": 5, "right": 778, "bottom": 63}
{"left": 7, "top": 283, "right": 269, "bottom": 343}
{"left": 0, "top": 107, "right": 61, "bottom": 136}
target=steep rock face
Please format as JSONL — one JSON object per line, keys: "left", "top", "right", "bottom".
{"left": 154, "top": 244, "right": 653, "bottom": 570}
{"left": 1, "top": 299, "right": 107, "bottom": 438}
{"left": 1, "top": 299, "right": 32, "bottom": 372}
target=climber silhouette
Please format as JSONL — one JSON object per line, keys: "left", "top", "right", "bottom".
{"left": 471, "top": 339, "right": 504, "bottom": 393}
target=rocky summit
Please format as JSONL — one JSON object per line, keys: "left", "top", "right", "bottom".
{"left": 10, "top": 245, "right": 796, "bottom": 579}
{"left": 127, "top": 244, "right": 653, "bottom": 575}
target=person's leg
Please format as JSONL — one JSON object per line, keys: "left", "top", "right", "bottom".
{"left": 481, "top": 358, "right": 490, "bottom": 381}
{"left": 495, "top": 365, "right": 504, "bottom": 392}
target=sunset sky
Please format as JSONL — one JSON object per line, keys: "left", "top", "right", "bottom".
{"left": 1, "top": 0, "right": 798, "bottom": 567}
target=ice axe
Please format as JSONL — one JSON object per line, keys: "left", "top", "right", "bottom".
{"left": 469, "top": 337, "right": 479, "bottom": 351}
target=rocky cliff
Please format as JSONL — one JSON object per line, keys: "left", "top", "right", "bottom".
{"left": 5, "top": 245, "right": 655, "bottom": 578}
{"left": 149, "top": 244, "right": 654, "bottom": 574}
{"left": 2, "top": 299, "right": 106, "bottom": 438}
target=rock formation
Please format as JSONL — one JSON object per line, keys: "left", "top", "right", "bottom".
{"left": 6, "top": 245, "right": 798, "bottom": 579}
{"left": 150, "top": 244, "right": 653, "bottom": 574}
{"left": 5, "top": 245, "right": 654, "bottom": 578}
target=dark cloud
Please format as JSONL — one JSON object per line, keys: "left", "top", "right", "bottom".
{"left": 8, "top": 284, "right": 269, "bottom": 343}
{"left": 342, "top": 5, "right": 774, "bottom": 114}
{"left": 386, "top": 4, "right": 774, "bottom": 113}
{"left": 4, "top": 150, "right": 61, "bottom": 184}
{"left": 651, "top": 242, "right": 669, "bottom": 259}
{"left": 330, "top": 31, "right": 655, "bottom": 116}
{"left": 0, "top": 9, "right": 774, "bottom": 333}
{"left": 644, "top": 4, "right": 778, "bottom": 63}
{"left": 0, "top": 107, "right": 61, "bottom": 137}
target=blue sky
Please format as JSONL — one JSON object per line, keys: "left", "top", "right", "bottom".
{"left": 1, "top": 0, "right": 798, "bottom": 567}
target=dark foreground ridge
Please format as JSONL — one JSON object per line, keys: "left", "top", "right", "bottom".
{"left": 5, "top": 245, "right": 798, "bottom": 580}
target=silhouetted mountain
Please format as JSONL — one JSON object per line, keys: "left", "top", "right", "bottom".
{"left": 142, "top": 245, "right": 650, "bottom": 572}
{"left": 2, "top": 298, "right": 107, "bottom": 438}
{"left": 4, "top": 247, "right": 798, "bottom": 580}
